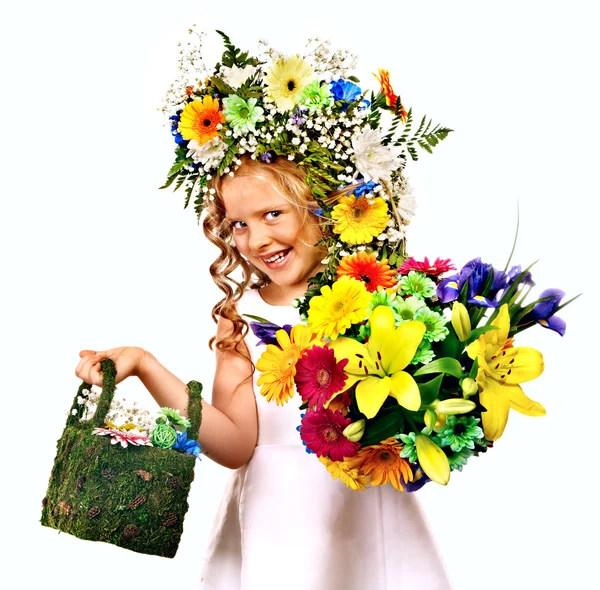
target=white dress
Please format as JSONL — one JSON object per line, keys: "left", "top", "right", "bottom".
{"left": 199, "top": 288, "right": 453, "bottom": 590}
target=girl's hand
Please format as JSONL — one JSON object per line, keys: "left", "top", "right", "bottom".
{"left": 75, "top": 347, "right": 146, "bottom": 387}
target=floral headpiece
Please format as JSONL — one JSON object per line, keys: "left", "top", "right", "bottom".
{"left": 161, "top": 29, "right": 451, "bottom": 297}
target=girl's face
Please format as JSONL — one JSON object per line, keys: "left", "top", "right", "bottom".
{"left": 221, "top": 171, "right": 326, "bottom": 303}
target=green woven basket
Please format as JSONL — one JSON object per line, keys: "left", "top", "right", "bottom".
{"left": 41, "top": 359, "right": 203, "bottom": 558}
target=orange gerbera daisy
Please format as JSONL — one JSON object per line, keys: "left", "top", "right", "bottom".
{"left": 336, "top": 252, "right": 397, "bottom": 293}
{"left": 255, "top": 325, "right": 319, "bottom": 406}
{"left": 346, "top": 436, "right": 413, "bottom": 491}
{"left": 373, "top": 69, "right": 407, "bottom": 122}
{"left": 178, "top": 95, "right": 225, "bottom": 144}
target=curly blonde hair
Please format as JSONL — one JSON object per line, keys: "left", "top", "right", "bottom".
{"left": 202, "top": 156, "right": 327, "bottom": 359}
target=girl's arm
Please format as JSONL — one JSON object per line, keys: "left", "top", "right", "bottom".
{"left": 76, "top": 317, "right": 258, "bottom": 470}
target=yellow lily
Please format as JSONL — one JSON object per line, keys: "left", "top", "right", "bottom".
{"left": 466, "top": 304, "right": 545, "bottom": 441}
{"left": 328, "top": 306, "right": 426, "bottom": 419}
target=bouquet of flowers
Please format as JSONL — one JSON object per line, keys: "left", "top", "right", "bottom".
{"left": 251, "top": 254, "right": 578, "bottom": 491}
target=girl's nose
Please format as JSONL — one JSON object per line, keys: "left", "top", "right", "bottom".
{"left": 248, "top": 226, "right": 272, "bottom": 253}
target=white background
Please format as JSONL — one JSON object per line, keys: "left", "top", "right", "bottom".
{"left": 2, "top": 1, "right": 598, "bottom": 588}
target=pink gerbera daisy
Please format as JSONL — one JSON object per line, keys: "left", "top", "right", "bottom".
{"left": 299, "top": 408, "right": 360, "bottom": 461}
{"left": 93, "top": 427, "right": 152, "bottom": 448}
{"left": 398, "top": 256, "right": 456, "bottom": 276}
{"left": 295, "top": 345, "right": 348, "bottom": 408}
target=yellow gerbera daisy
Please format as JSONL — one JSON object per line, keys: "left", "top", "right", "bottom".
{"left": 307, "top": 275, "right": 371, "bottom": 341}
{"left": 331, "top": 196, "right": 390, "bottom": 245}
{"left": 265, "top": 55, "right": 315, "bottom": 111}
{"left": 346, "top": 437, "right": 413, "bottom": 491}
{"left": 178, "top": 95, "right": 225, "bottom": 144}
{"left": 319, "top": 456, "right": 370, "bottom": 491}
{"left": 256, "top": 324, "right": 319, "bottom": 405}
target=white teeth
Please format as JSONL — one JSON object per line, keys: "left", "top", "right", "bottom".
{"left": 265, "top": 250, "right": 288, "bottom": 263}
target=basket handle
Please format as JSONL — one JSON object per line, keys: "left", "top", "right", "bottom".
{"left": 66, "top": 359, "right": 203, "bottom": 436}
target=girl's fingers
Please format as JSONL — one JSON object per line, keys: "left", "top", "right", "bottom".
{"left": 75, "top": 353, "right": 103, "bottom": 385}
{"left": 79, "top": 349, "right": 96, "bottom": 358}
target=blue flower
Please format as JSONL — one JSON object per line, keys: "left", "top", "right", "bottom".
{"left": 353, "top": 180, "right": 380, "bottom": 198}
{"left": 173, "top": 430, "right": 202, "bottom": 460}
{"left": 524, "top": 288, "right": 567, "bottom": 336}
{"left": 329, "top": 79, "right": 362, "bottom": 110}
{"left": 249, "top": 321, "right": 293, "bottom": 346}
{"left": 170, "top": 113, "right": 185, "bottom": 144}
{"left": 297, "top": 414, "right": 314, "bottom": 454}
{"left": 437, "top": 258, "right": 511, "bottom": 308}
{"left": 259, "top": 151, "right": 273, "bottom": 163}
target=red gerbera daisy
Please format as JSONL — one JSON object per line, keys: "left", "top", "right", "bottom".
{"left": 336, "top": 251, "right": 397, "bottom": 293}
{"left": 398, "top": 256, "right": 456, "bottom": 277}
{"left": 295, "top": 345, "right": 348, "bottom": 408}
{"left": 299, "top": 408, "right": 360, "bottom": 461}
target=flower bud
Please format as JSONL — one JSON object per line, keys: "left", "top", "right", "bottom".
{"left": 461, "top": 377, "right": 479, "bottom": 398}
{"left": 343, "top": 419, "right": 366, "bottom": 442}
{"left": 436, "top": 398, "right": 476, "bottom": 415}
{"left": 451, "top": 301, "right": 471, "bottom": 341}
{"left": 415, "top": 434, "right": 450, "bottom": 485}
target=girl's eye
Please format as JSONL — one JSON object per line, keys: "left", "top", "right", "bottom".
{"left": 266, "top": 210, "right": 281, "bottom": 220}
{"left": 232, "top": 220, "right": 246, "bottom": 230}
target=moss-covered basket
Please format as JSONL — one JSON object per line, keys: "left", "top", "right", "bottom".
{"left": 41, "top": 359, "right": 203, "bottom": 558}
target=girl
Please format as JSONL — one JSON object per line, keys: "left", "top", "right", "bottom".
{"left": 75, "top": 155, "right": 453, "bottom": 589}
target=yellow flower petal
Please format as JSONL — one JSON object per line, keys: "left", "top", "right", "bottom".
{"left": 388, "top": 371, "right": 421, "bottom": 411}
{"left": 355, "top": 375, "right": 392, "bottom": 418}
{"left": 508, "top": 384, "right": 546, "bottom": 417}
{"left": 365, "top": 305, "right": 396, "bottom": 353}
{"left": 478, "top": 376, "right": 511, "bottom": 441}
{"left": 382, "top": 320, "right": 426, "bottom": 374}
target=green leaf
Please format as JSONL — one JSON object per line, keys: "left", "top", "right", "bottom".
{"left": 418, "top": 374, "right": 444, "bottom": 406}
{"left": 360, "top": 407, "right": 404, "bottom": 447}
{"left": 439, "top": 329, "right": 462, "bottom": 359}
{"left": 414, "top": 357, "right": 464, "bottom": 379}
{"left": 465, "top": 324, "right": 499, "bottom": 346}
{"left": 242, "top": 313, "right": 273, "bottom": 323}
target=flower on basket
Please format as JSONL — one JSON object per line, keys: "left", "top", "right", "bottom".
{"left": 92, "top": 427, "right": 152, "bottom": 448}
{"left": 85, "top": 398, "right": 202, "bottom": 460}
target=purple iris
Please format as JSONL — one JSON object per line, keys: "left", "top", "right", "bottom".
{"left": 404, "top": 465, "right": 431, "bottom": 493}
{"left": 173, "top": 431, "right": 202, "bottom": 460}
{"left": 507, "top": 265, "right": 535, "bottom": 288}
{"left": 437, "top": 258, "right": 510, "bottom": 308}
{"left": 525, "top": 288, "right": 567, "bottom": 336}
{"left": 249, "top": 321, "right": 293, "bottom": 346}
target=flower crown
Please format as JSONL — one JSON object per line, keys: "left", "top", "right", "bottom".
{"left": 161, "top": 29, "right": 451, "bottom": 299}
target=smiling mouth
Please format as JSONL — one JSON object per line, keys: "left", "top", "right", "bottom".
{"left": 262, "top": 248, "right": 292, "bottom": 268}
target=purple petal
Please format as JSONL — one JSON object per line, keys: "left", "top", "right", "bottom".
{"left": 538, "top": 315, "right": 566, "bottom": 336}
